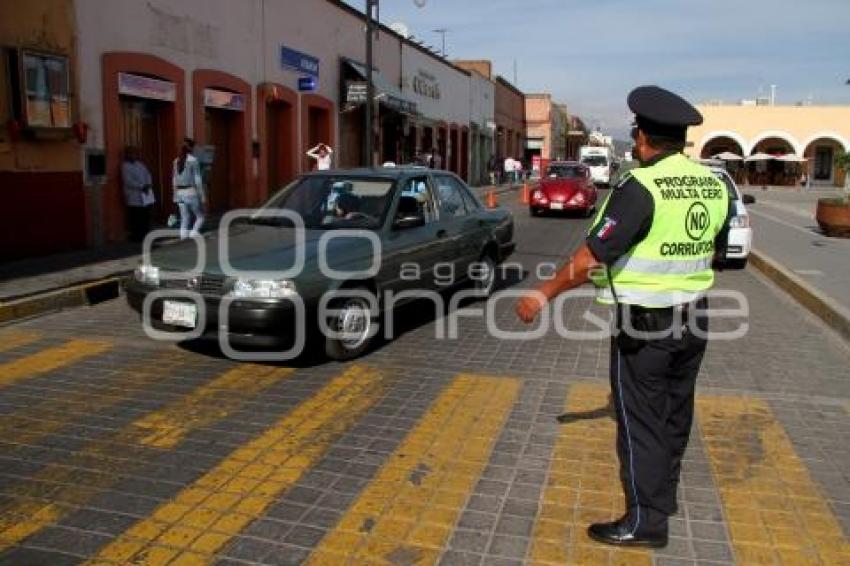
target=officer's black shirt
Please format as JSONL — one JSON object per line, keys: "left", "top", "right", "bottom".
{"left": 586, "top": 152, "right": 734, "bottom": 266}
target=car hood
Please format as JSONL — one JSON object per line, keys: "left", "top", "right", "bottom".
{"left": 148, "top": 224, "right": 378, "bottom": 277}
{"left": 539, "top": 179, "right": 584, "bottom": 197}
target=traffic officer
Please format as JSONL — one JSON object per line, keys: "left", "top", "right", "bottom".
{"left": 516, "top": 85, "right": 732, "bottom": 548}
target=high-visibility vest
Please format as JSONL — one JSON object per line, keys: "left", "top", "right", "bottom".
{"left": 589, "top": 153, "right": 728, "bottom": 307}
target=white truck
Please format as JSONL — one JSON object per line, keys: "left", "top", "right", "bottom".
{"left": 579, "top": 145, "right": 613, "bottom": 186}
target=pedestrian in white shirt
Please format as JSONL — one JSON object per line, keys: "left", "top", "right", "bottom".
{"left": 504, "top": 157, "right": 515, "bottom": 185}
{"left": 172, "top": 138, "right": 205, "bottom": 239}
{"left": 121, "top": 146, "right": 154, "bottom": 242}
{"left": 306, "top": 143, "right": 333, "bottom": 171}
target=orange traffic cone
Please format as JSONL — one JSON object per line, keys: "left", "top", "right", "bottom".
{"left": 486, "top": 189, "right": 498, "bottom": 209}
{"left": 520, "top": 182, "right": 530, "bottom": 205}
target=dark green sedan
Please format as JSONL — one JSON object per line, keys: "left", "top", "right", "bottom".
{"left": 127, "top": 167, "right": 515, "bottom": 360}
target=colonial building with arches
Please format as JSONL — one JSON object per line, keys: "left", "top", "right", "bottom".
{"left": 686, "top": 104, "right": 850, "bottom": 187}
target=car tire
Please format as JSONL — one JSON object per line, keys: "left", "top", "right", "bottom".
{"left": 530, "top": 207, "right": 540, "bottom": 217}
{"left": 473, "top": 252, "right": 498, "bottom": 299}
{"left": 725, "top": 257, "right": 748, "bottom": 269}
{"left": 324, "top": 288, "right": 378, "bottom": 361}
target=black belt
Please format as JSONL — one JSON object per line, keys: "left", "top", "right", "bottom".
{"left": 176, "top": 185, "right": 193, "bottom": 189}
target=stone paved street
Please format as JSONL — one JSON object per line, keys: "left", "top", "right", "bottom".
{"left": 0, "top": 193, "right": 848, "bottom": 565}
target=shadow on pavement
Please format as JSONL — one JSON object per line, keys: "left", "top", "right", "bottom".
{"left": 556, "top": 393, "right": 614, "bottom": 424}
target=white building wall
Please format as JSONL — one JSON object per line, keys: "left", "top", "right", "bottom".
{"left": 76, "top": 0, "right": 262, "bottom": 150}
{"left": 401, "top": 44, "right": 470, "bottom": 127}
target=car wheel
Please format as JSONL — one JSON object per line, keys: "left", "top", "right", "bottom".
{"left": 473, "top": 253, "right": 498, "bottom": 299}
{"left": 324, "top": 289, "right": 378, "bottom": 361}
{"left": 584, "top": 206, "right": 596, "bottom": 218}
{"left": 530, "top": 207, "right": 540, "bottom": 217}
{"left": 725, "top": 257, "right": 748, "bottom": 269}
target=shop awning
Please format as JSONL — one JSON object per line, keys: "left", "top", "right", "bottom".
{"left": 776, "top": 154, "right": 807, "bottom": 162}
{"left": 745, "top": 152, "right": 775, "bottom": 162}
{"left": 712, "top": 151, "right": 743, "bottom": 161}
{"left": 343, "top": 60, "right": 417, "bottom": 115}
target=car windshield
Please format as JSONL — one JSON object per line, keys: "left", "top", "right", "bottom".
{"left": 713, "top": 172, "right": 740, "bottom": 200}
{"left": 256, "top": 176, "right": 396, "bottom": 229}
{"left": 546, "top": 165, "right": 583, "bottom": 179}
{"left": 581, "top": 155, "right": 608, "bottom": 167}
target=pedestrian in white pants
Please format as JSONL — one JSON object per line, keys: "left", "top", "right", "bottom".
{"left": 172, "top": 139, "right": 205, "bottom": 239}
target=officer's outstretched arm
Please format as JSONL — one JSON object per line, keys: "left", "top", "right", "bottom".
{"left": 515, "top": 244, "right": 600, "bottom": 323}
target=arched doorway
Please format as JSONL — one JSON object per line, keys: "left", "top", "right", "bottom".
{"left": 103, "top": 52, "right": 186, "bottom": 242}
{"left": 802, "top": 135, "right": 849, "bottom": 187}
{"left": 300, "top": 94, "right": 335, "bottom": 171}
{"left": 700, "top": 136, "right": 744, "bottom": 159}
{"left": 749, "top": 136, "right": 797, "bottom": 186}
{"left": 257, "top": 83, "right": 297, "bottom": 201}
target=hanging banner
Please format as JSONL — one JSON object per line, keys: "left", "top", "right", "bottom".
{"left": 204, "top": 88, "right": 245, "bottom": 111}
{"left": 118, "top": 72, "right": 176, "bottom": 102}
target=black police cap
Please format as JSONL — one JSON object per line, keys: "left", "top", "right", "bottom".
{"left": 628, "top": 85, "right": 703, "bottom": 139}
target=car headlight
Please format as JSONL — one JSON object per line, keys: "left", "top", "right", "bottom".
{"left": 134, "top": 265, "right": 160, "bottom": 286}
{"left": 569, "top": 192, "right": 586, "bottom": 204}
{"left": 729, "top": 215, "right": 750, "bottom": 229}
{"left": 532, "top": 190, "right": 544, "bottom": 200}
{"left": 228, "top": 279, "right": 298, "bottom": 299}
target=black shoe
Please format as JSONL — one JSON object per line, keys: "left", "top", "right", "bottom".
{"left": 587, "top": 514, "right": 668, "bottom": 548}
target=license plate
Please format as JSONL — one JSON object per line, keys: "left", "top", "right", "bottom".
{"left": 162, "top": 300, "right": 197, "bottom": 328}
{"left": 550, "top": 202, "right": 564, "bottom": 210}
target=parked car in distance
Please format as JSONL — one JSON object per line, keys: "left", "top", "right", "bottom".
{"left": 709, "top": 165, "right": 754, "bottom": 268}
{"left": 529, "top": 161, "right": 598, "bottom": 217}
{"left": 127, "top": 168, "right": 516, "bottom": 360}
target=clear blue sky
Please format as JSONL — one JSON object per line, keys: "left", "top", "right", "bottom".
{"left": 343, "top": 0, "right": 850, "bottom": 140}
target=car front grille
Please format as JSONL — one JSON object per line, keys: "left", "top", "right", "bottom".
{"left": 161, "top": 274, "right": 227, "bottom": 295}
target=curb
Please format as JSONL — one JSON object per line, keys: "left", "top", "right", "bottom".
{"left": 749, "top": 248, "right": 850, "bottom": 343}
{"left": 0, "top": 275, "right": 130, "bottom": 325}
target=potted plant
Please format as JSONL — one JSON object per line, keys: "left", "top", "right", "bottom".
{"left": 815, "top": 151, "right": 850, "bottom": 237}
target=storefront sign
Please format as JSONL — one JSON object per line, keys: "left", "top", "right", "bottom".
{"left": 281, "top": 45, "right": 319, "bottom": 77}
{"left": 298, "top": 76, "right": 317, "bottom": 92}
{"left": 118, "top": 72, "right": 176, "bottom": 102}
{"left": 412, "top": 70, "right": 440, "bottom": 100}
{"left": 346, "top": 81, "right": 368, "bottom": 104}
{"left": 204, "top": 89, "right": 245, "bottom": 111}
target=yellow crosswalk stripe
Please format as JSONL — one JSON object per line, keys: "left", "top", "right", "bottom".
{"left": 0, "top": 363, "right": 294, "bottom": 552}
{"left": 132, "top": 363, "right": 295, "bottom": 449}
{"left": 307, "top": 373, "right": 520, "bottom": 565}
{"left": 88, "top": 364, "right": 387, "bottom": 565}
{"left": 0, "top": 330, "right": 41, "bottom": 353}
{"left": 0, "top": 349, "right": 188, "bottom": 454}
{"left": 0, "top": 339, "right": 111, "bottom": 387}
{"left": 697, "top": 397, "right": 850, "bottom": 564}
{"left": 529, "top": 383, "right": 650, "bottom": 566}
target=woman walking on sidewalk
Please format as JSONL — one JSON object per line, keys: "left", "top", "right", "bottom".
{"left": 172, "top": 138, "right": 205, "bottom": 239}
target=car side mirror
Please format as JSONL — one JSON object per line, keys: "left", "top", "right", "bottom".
{"left": 393, "top": 215, "right": 425, "bottom": 230}
{"left": 742, "top": 194, "right": 756, "bottom": 205}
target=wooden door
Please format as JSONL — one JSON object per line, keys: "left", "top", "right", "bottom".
{"left": 205, "top": 109, "right": 231, "bottom": 213}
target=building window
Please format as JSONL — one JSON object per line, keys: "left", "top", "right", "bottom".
{"left": 15, "top": 50, "right": 71, "bottom": 128}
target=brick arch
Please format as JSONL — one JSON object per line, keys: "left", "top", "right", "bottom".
{"left": 192, "top": 69, "right": 253, "bottom": 208}
{"left": 257, "top": 82, "right": 298, "bottom": 201}
{"left": 102, "top": 51, "right": 186, "bottom": 243}
{"left": 300, "top": 93, "right": 335, "bottom": 172}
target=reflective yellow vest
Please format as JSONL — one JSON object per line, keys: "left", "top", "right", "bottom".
{"left": 589, "top": 154, "right": 728, "bottom": 307}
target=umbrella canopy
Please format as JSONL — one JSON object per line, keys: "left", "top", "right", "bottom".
{"left": 713, "top": 151, "right": 743, "bottom": 161}
{"left": 745, "top": 152, "right": 775, "bottom": 162}
{"left": 776, "top": 154, "right": 807, "bottom": 162}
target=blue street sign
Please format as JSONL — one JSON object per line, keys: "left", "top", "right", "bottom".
{"left": 298, "top": 76, "right": 317, "bottom": 92}
{"left": 281, "top": 45, "right": 319, "bottom": 77}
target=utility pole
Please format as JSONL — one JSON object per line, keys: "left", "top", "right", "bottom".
{"left": 365, "top": 0, "right": 378, "bottom": 167}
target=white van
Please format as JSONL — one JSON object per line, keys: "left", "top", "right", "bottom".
{"left": 579, "top": 146, "right": 612, "bottom": 186}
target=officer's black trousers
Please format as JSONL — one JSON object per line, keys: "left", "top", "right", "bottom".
{"left": 609, "top": 309, "right": 709, "bottom": 519}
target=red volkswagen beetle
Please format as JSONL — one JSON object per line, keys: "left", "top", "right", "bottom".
{"left": 529, "top": 161, "right": 598, "bottom": 217}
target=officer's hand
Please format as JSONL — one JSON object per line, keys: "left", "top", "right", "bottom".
{"left": 515, "top": 293, "right": 546, "bottom": 324}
